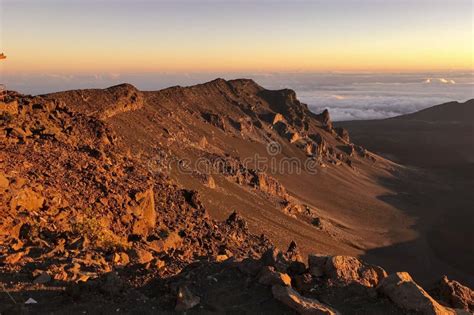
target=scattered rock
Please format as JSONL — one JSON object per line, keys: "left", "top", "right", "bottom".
{"left": 272, "top": 285, "right": 338, "bottom": 315}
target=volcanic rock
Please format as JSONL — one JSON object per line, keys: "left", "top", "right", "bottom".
{"left": 129, "top": 248, "right": 154, "bottom": 264}
{"left": 258, "top": 266, "right": 292, "bottom": 287}
{"left": 272, "top": 285, "right": 338, "bottom": 315}
{"left": 334, "top": 127, "right": 350, "bottom": 142}
{"left": 377, "top": 272, "right": 453, "bottom": 315}
{"left": 10, "top": 187, "right": 45, "bottom": 212}
{"left": 324, "top": 255, "right": 387, "bottom": 287}
{"left": 130, "top": 187, "right": 156, "bottom": 237}
{"left": 175, "top": 285, "right": 200, "bottom": 311}
{"left": 0, "top": 99, "right": 18, "bottom": 115}
{"left": 436, "top": 276, "right": 474, "bottom": 311}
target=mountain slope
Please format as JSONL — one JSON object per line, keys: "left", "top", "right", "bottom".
{"left": 1, "top": 82, "right": 473, "bottom": 312}
{"left": 46, "top": 79, "right": 413, "bottom": 261}
{"left": 337, "top": 99, "right": 474, "bottom": 167}
{"left": 338, "top": 99, "right": 474, "bottom": 287}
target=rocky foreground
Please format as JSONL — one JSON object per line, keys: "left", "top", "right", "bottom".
{"left": 1, "top": 84, "right": 473, "bottom": 313}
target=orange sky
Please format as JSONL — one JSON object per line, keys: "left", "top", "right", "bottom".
{"left": 1, "top": 0, "right": 473, "bottom": 73}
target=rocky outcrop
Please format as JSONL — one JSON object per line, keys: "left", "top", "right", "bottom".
{"left": 202, "top": 112, "right": 227, "bottom": 131}
{"left": 203, "top": 154, "right": 289, "bottom": 201}
{"left": 377, "top": 272, "right": 454, "bottom": 315}
{"left": 43, "top": 83, "right": 144, "bottom": 119}
{"left": 334, "top": 127, "right": 350, "bottom": 142}
{"left": 129, "top": 187, "right": 156, "bottom": 237}
{"left": 435, "top": 276, "right": 474, "bottom": 311}
{"left": 100, "top": 84, "right": 144, "bottom": 119}
{"left": 259, "top": 89, "right": 309, "bottom": 129}
{"left": 315, "top": 109, "right": 333, "bottom": 130}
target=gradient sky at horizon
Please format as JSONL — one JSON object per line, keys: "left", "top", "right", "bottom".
{"left": 1, "top": 0, "right": 473, "bottom": 74}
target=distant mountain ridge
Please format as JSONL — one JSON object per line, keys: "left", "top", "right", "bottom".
{"left": 391, "top": 99, "right": 474, "bottom": 123}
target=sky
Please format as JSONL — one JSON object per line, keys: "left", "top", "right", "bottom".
{"left": 1, "top": 0, "right": 473, "bottom": 74}
{"left": 0, "top": 0, "right": 473, "bottom": 120}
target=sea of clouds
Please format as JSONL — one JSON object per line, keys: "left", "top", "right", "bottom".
{"left": 2, "top": 71, "right": 473, "bottom": 121}
{"left": 248, "top": 72, "right": 474, "bottom": 121}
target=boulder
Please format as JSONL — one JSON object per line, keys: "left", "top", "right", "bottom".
{"left": 288, "top": 261, "right": 307, "bottom": 276}
{"left": 437, "top": 276, "right": 473, "bottom": 311}
{"left": 33, "top": 271, "right": 51, "bottom": 284}
{"left": 148, "top": 232, "right": 182, "bottom": 252}
{"left": 128, "top": 248, "right": 154, "bottom": 264}
{"left": 377, "top": 272, "right": 454, "bottom": 315}
{"left": 175, "top": 285, "right": 200, "bottom": 311}
{"left": 293, "top": 273, "right": 314, "bottom": 293}
{"left": 308, "top": 255, "right": 328, "bottom": 278}
{"left": 288, "top": 132, "right": 301, "bottom": 143}
{"left": 334, "top": 127, "right": 350, "bottom": 142}
{"left": 237, "top": 258, "right": 263, "bottom": 276}
{"left": 261, "top": 247, "right": 289, "bottom": 272}
{"left": 272, "top": 285, "right": 339, "bottom": 315}
{"left": 272, "top": 113, "right": 285, "bottom": 124}
{"left": 130, "top": 187, "right": 156, "bottom": 237}
{"left": 10, "top": 188, "right": 45, "bottom": 211}
{"left": 0, "top": 173, "right": 9, "bottom": 190}
{"left": 324, "top": 255, "right": 387, "bottom": 287}
{"left": 258, "top": 266, "right": 292, "bottom": 287}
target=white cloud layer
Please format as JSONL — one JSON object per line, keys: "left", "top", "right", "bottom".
{"left": 3, "top": 72, "right": 473, "bottom": 121}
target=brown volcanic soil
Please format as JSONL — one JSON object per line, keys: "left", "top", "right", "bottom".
{"left": 47, "top": 79, "right": 415, "bottom": 261}
{"left": 338, "top": 99, "right": 474, "bottom": 287}
{"left": 1, "top": 80, "right": 472, "bottom": 313}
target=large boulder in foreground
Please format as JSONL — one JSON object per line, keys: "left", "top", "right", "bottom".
{"left": 436, "top": 276, "right": 474, "bottom": 312}
{"left": 272, "top": 285, "right": 339, "bottom": 315}
{"left": 309, "top": 255, "right": 387, "bottom": 287}
{"left": 377, "top": 272, "right": 455, "bottom": 315}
